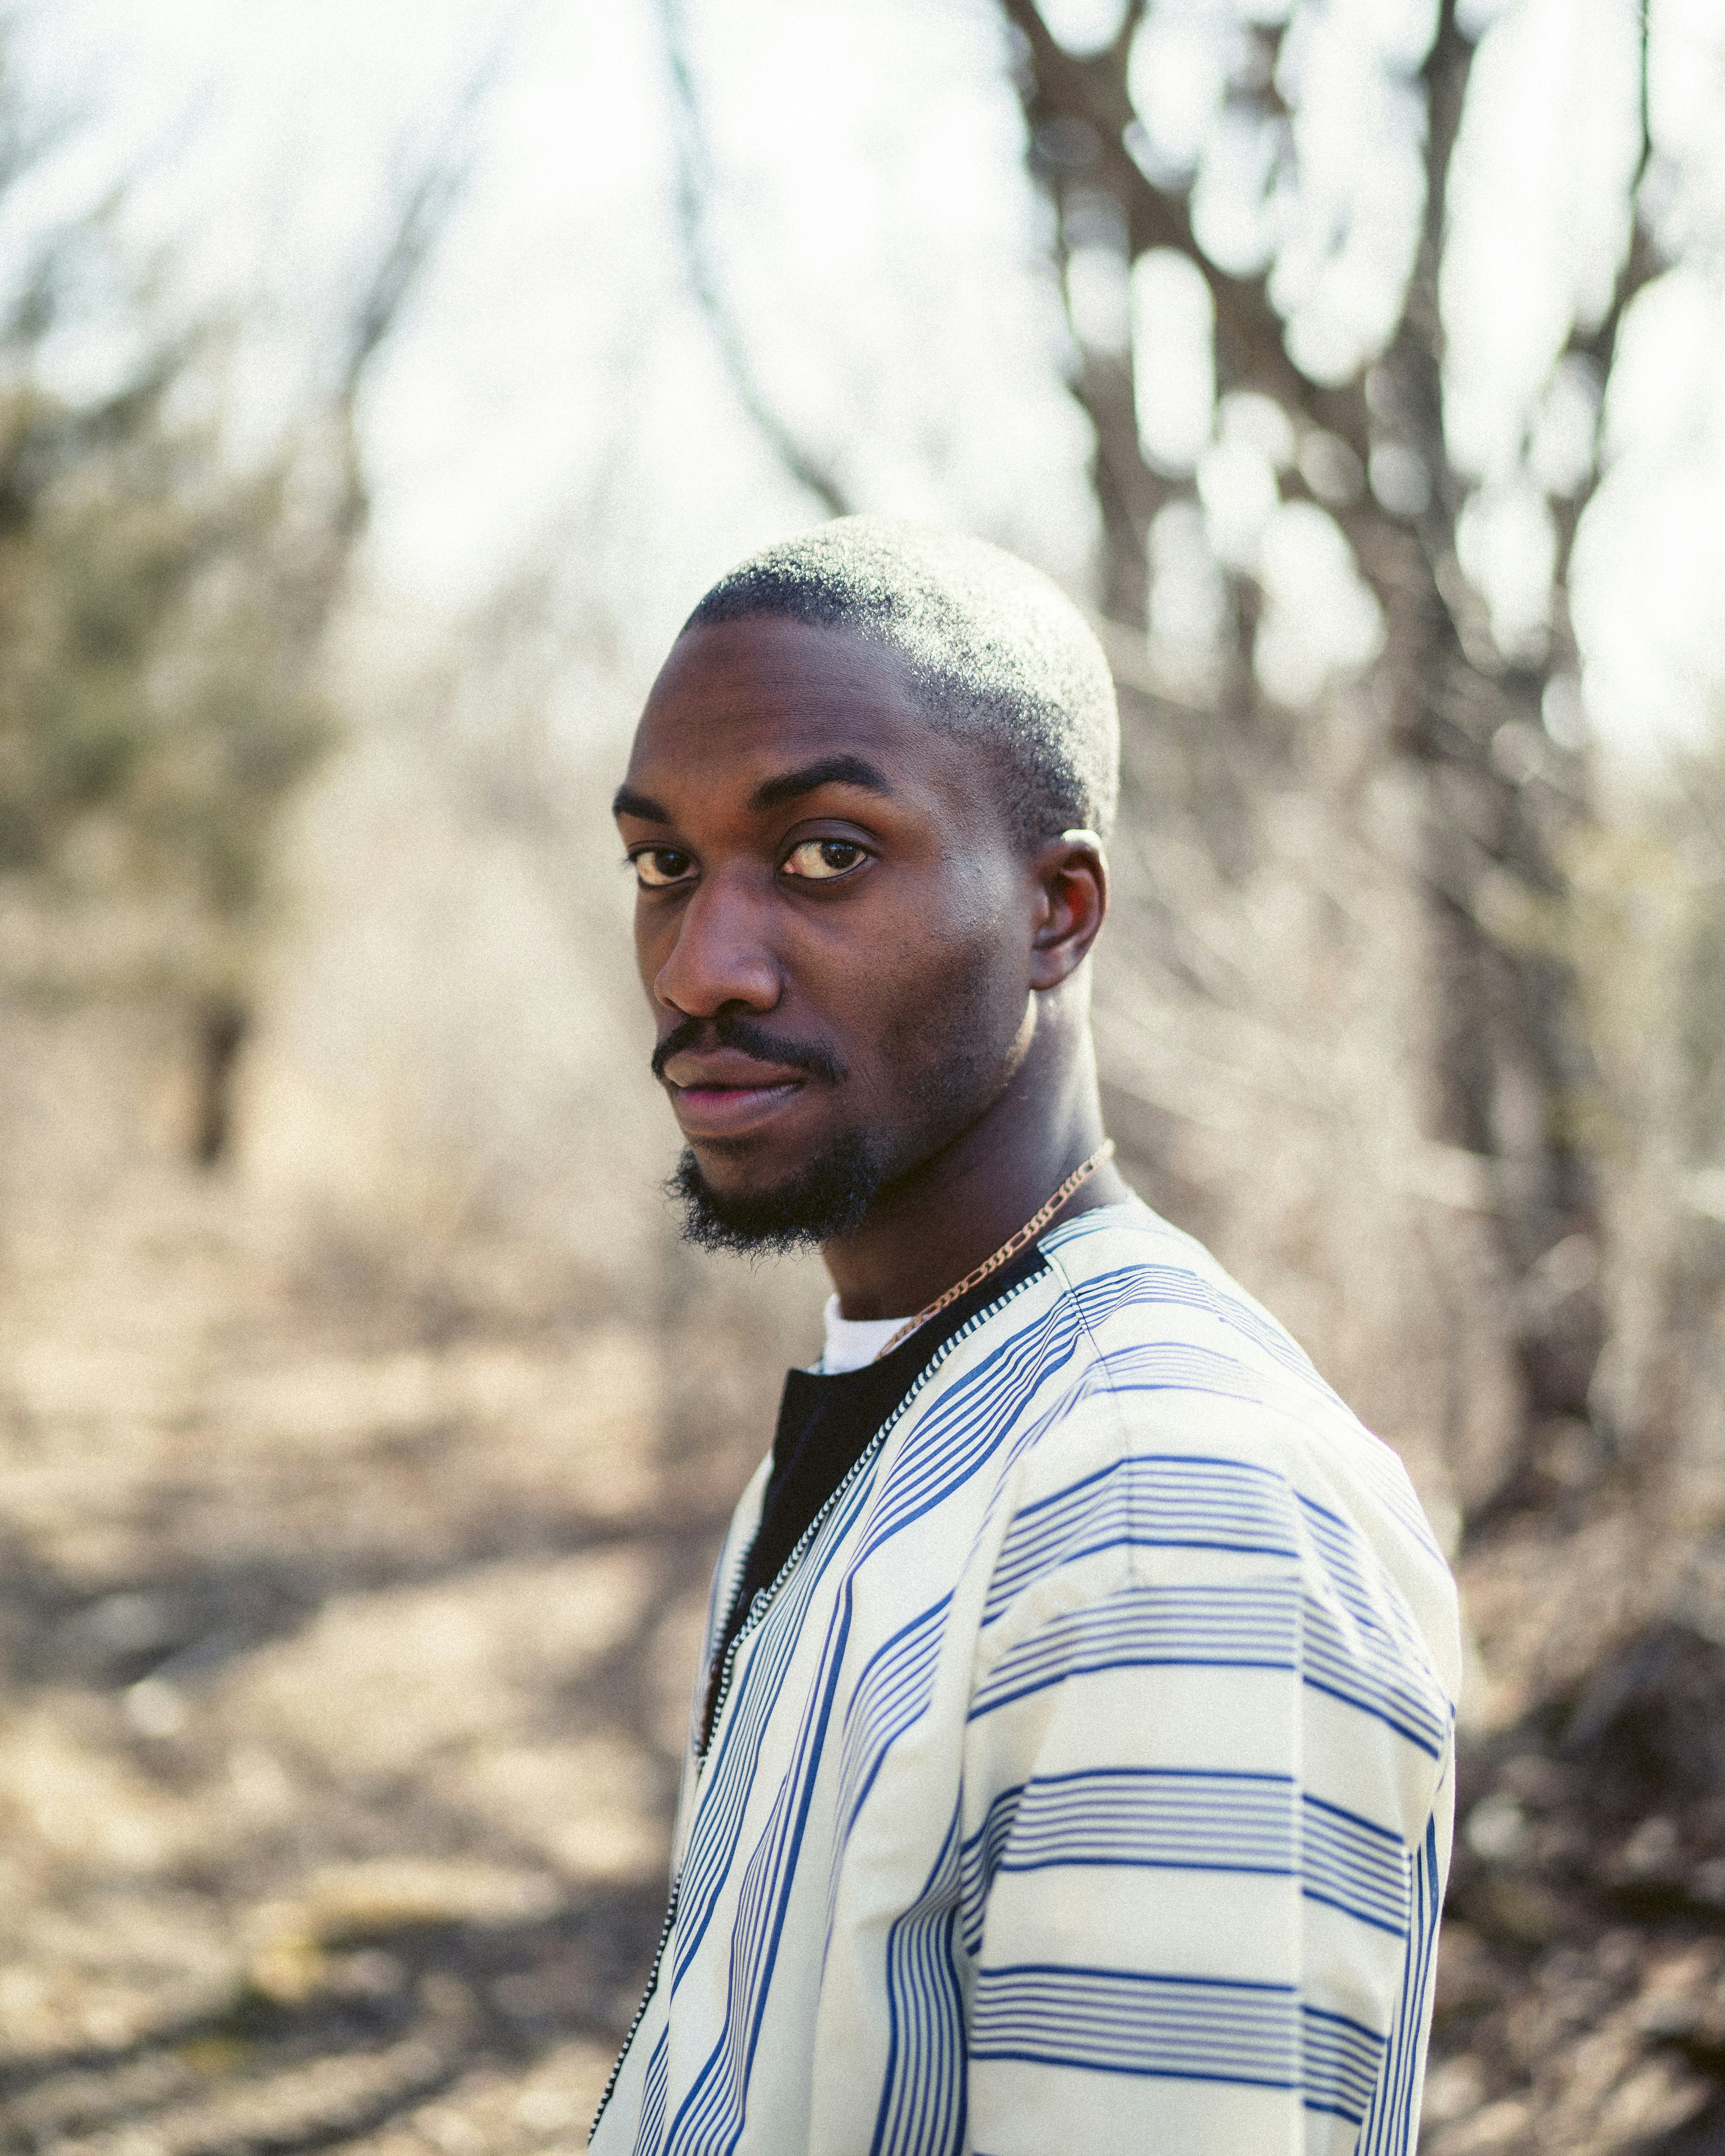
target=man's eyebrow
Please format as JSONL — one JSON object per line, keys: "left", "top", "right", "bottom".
{"left": 612, "top": 784, "right": 671, "bottom": 822}
{"left": 749, "top": 755, "right": 893, "bottom": 812}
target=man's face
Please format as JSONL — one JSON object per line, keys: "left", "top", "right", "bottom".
{"left": 616, "top": 616, "right": 1043, "bottom": 1248}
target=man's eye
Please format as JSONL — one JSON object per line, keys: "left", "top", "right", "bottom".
{"left": 782, "top": 839, "right": 866, "bottom": 882}
{"left": 632, "top": 849, "right": 695, "bottom": 888}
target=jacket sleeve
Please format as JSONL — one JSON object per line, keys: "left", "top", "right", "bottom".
{"left": 957, "top": 1410, "right": 1455, "bottom": 2156}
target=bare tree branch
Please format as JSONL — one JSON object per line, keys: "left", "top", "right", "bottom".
{"left": 1549, "top": 0, "right": 1660, "bottom": 607}
{"left": 998, "top": 0, "right": 1372, "bottom": 460}
{"left": 657, "top": 0, "right": 853, "bottom": 519}
{"left": 1002, "top": 0, "right": 1630, "bottom": 1497}
{"left": 332, "top": 4, "right": 534, "bottom": 535}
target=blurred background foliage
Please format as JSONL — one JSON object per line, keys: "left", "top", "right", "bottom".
{"left": 3, "top": 2, "right": 1725, "bottom": 2152}
{"left": 0, "top": 235, "right": 337, "bottom": 961}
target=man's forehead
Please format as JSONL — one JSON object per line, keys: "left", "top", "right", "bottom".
{"left": 625, "top": 617, "right": 930, "bottom": 797}
{"left": 648, "top": 614, "right": 914, "bottom": 714}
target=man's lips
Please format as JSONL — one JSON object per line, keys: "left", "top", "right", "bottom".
{"left": 661, "top": 1049, "right": 815, "bottom": 1138}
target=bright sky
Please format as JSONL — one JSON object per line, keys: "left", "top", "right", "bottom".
{"left": 12, "top": 0, "right": 1090, "bottom": 685}
{"left": 14, "top": 0, "right": 1725, "bottom": 753}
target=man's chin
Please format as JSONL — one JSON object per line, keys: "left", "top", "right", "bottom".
{"left": 669, "top": 1133, "right": 882, "bottom": 1255}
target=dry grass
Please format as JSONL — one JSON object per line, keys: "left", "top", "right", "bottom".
{"left": 4, "top": 1047, "right": 1725, "bottom": 2154}
{"left": 0, "top": 1157, "right": 800, "bottom": 2155}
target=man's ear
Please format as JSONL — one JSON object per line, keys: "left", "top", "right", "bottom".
{"left": 1029, "top": 829, "right": 1108, "bottom": 991}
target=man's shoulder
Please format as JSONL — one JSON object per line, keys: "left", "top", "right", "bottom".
{"left": 968, "top": 1199, "right": 1460, "bottom": 1699}
{"left": 1036, "top": 1197, "right": 1322, "bottom": 1379}
{"left": 934, "top": 1196, "right": 1354, "bottom": 1460}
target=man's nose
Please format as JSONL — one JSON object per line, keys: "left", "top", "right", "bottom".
{"left": 652, "top": 871, "right": 781, "bottom": 1017}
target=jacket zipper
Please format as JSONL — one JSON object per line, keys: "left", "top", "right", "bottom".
{"left": 590, "top": 1880, "right": 680, "bottom": 2139}
{"left": 696, "top": 1268, "right": 1043, "bottom": 1763}
{"left": 589, "top": 1266, "right": 1043, "bottom": 2136}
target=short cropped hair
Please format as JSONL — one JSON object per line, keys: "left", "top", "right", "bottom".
{"left": 683, "top": 517, "right": 1119, "bottom": 847}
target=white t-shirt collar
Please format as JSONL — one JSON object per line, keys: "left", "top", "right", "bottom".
{"left": 818, "top": 1293, "right": 912, "bottom": 1374}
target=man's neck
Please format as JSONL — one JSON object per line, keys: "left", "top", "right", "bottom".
{"left": 819, "top": 1025, "right": 1130, "bottom": 1322}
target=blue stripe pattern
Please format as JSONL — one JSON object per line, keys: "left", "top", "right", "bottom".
{"left": 970, "top": 1580, "right": 1300, "bottom": 1719}
{"left": 590, "top": 1204, "right": 1458, "bottom": 2156}
{"left": 840, "top": 1597, "right": 952, "bottom": 1832}
{"left": 1302, "top": 2002, "right": 1388, "bottom": 2122}
{"left": 871, "top": 1811, "right": 967, "bottom": 2156}
{"left": 1301, "top": 1587, "right": 1449, "bottom": 1758}
{"left": 1356, "top": 1814, "right": 1445, "bottom": 2154}
{"left": 983, "top": 1453, "right": 1301, "bottom": 1623}
{"left": 971, "top": 1963, "right": 1298, "bottom": 2087}
{"left": 989, "top": 1766, "right": 1296, "bottom": 1878}
{"left": 1302, "top": 1791, "right": 1410, "bottom": 1935}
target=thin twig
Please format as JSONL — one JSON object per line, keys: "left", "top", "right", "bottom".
{"left": 657, "top": 0, "right": 853, "bottom": 518}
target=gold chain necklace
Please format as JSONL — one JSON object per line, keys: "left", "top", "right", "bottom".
{"left": 872, "top": 1139, "right": 1116, "bottom": 1361}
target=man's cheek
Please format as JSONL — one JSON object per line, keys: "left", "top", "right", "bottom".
{"left": 880, "top": 997, "right": 994, "bottom": 1115}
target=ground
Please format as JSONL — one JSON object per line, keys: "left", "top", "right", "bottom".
{"left": 6, "top": 1162, "right": 1725, "bottom": 2153}
{"left": 0, "top": 1163, "right": 783, "bottom": 2156}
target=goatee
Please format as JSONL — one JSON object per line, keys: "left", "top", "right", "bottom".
{"left": 669, "top": 1133, "right": 883, "bottom": 1255}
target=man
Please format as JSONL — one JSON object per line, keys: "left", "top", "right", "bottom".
{"left": 594, "top": 518, "right": 1459, "bottom": 2155}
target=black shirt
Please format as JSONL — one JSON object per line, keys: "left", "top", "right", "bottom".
{"left": 698, "top": 1242, "right": 1049, "bottom": 1751}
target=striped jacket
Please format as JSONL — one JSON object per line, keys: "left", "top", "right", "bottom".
{"left": 592, "top": 1200, "right": 1461, "bottom": 2154}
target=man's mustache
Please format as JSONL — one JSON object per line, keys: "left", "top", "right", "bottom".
{"left": 651, "top": 1013, "right": 847, "bottom": 1087}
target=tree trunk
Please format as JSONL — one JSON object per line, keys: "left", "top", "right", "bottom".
{"left": 1001, "top": 0, "right": 1622, "bottom": 1523}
